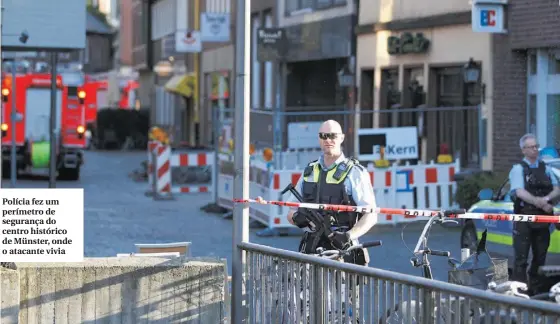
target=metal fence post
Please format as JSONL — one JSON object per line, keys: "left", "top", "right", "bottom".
{"left": 213, "top": 106, "right": 220, "bottom": 204}
{"left": 313, "top": 266, "right": 324, "bottom": 323}
{"left": 422, "top": 288, "right": 435, "bottom": 322}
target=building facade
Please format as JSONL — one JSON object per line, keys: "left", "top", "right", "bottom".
{"left": 119, "top": 0, "right": 134, "bottom": 67}
{"left": 150, "top": 0, "right": 198, "bottom": 145}
{"left": 356, "top": 0, "right": 491, "bottom": 169}
{"left": 274, "top": 0, "right": 357, "bottom": 152}
{"left": 132, "top": 0, "right": 199, "bottom": 145}
{"left": 131, "top": 0, "right": 154, "bottom": 113}
{"left": 199, "top": 0, "right": 235, "bottom": 147}
{"left": 492, "top": 0, "right": 560, "bottom": 172}
{"left": 199, "top": 0, "right": 278, "bottom": 147}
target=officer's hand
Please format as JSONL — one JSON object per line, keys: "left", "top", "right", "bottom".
{"left": 255, "top": 196, "right": 267, "bottom": 204}
{"left": 287, "top": 210, "right": 297, "bottom": 225}
{"left": 535, "top": 197, "right": 548, "bottom": 209}
{"left": 291, "top": 212, "right": 310, "bottom": 229}
{"left": 329, "top": 231, "right": 351, "bottom": 250}
{"left": 543, "top": 204, "right": 553, "bottom": 213}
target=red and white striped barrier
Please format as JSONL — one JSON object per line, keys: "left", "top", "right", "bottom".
{"left": 169, "top": 151, "right": 213, "bottom": 193}
{"left": 217, "top": 152, "right": 461, "bottom": 230}
{"left": 147, "top": 142, "right": 215, "bottom": 196}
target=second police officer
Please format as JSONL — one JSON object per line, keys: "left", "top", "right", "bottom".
{"left": 510, "top": 133, "right": 560, "bottom": 295}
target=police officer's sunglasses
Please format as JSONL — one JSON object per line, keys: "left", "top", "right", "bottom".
{"left": 319, "top": 132, "right": 340, "bottom": 140}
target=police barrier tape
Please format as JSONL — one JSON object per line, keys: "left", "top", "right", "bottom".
{"left": 232, "top": 198, "right": 560, "bottom": 223}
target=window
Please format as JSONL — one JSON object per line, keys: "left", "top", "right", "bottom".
{"left": 548, "top": 51, "right": 560, "bottom": 75}
{"left": 264, "top": 12, "right": 273, "bottom": 110}
{"left": 205, "top": 0, "right": 231, "bottom": 12}
{"left": 151, "top": 0, "right": 176, "bottom": 40}
{"left": 286, "top": 0, "right": 345, "bottom": 14}
{"left": 527, "top": 94, "right": 536, "bottom": 134}
{"left": 132, "top": 3, "right": 143, "bottom": 48}
{"left": 547, "top": 95, "right": 560, "bottom": 146}
{"left": 251, "top": 14, "right": 261, "bottom": 109}
{"left": 529, "top": 52, "right": 537, "bottom": 75}
{"left": 527, "top": 49, "right": 560, "bottom": 147}
{"left": 84, "top": 38, "right": 90, "bottom": 63}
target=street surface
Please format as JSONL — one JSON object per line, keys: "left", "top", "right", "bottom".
{"left": 2, "top": 150, "right": 463, "bottom": 281}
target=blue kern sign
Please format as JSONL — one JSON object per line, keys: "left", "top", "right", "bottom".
{"left": 357, "top": 127, "right": 419, "bottom": 160}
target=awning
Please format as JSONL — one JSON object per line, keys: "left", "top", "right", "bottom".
{"left": 164, "top": 72, "right": 197, "bottom": 100}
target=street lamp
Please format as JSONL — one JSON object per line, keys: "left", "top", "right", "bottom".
{"left": 463, "top": 58, "right": 481, "bottom": 84}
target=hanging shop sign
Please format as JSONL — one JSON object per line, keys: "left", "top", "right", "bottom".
{"left": 201, "top": 12, "right": 230, "bottom": 42}
{"left": 175, "top": 30, "right": 202, "bottom": 53}
{"left": 256, "top": 27, "right": 288, "bottom": 62}
{"left": 387, "top": 32, "right": 430, "bottom": 55}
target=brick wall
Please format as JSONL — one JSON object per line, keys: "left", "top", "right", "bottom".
{"left": 491, "top": 34, "right": 527, "bottom": 172}
{"left": 509, "top": 0, "right": 560, "bottom": 49}
{"left": 119, "top": 0, "right": 133, "bottom": 66}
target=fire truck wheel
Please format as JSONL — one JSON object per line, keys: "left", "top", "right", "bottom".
{"left": 2, "top": 163, "right": 9, "bottom": 179}
{"left": 58, "top": 167, "right": 80, "bottom": 181}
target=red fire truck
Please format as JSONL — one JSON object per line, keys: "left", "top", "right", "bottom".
{"left": 83, "top": 78, "right": 107, "bottom": 127}
{"left": 1, "top": 72, "right": 87, "bottom": 180}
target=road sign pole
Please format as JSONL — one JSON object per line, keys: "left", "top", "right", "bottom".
{"left": 0, "top": 0, "right": 2, "bottom": 183}
{"left": 231, "top": 0, "right": 250, "bottom": 321}
{"left": 10, "top": 57, "right": 16, "bottom": 187}
{"left": 49, "top": 52, "right": 57, "bottom": 188}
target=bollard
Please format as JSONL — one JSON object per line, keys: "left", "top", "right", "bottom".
{"left": 151, "top": 143, "right": 174, "bottom": 201}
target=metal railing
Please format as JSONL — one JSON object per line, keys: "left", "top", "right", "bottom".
{"left": 239, "top": 242, "right": 560, "bottom": 323}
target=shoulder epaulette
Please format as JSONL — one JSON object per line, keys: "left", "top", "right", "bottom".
{"left": 303, "top": 160, "right": 318, "bottom": 177}
{"left": 348, "top": 157, "right": 365, "bottom": 171}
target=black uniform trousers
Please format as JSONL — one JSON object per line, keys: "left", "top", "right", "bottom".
{"left": 511, "top": 222, "right": 551, "bottom": 294}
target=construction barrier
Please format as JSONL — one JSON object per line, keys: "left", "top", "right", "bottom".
{"left": 217, "top": 152, "right": 460, "bottom": 232}
{"left": 146, "top": 141, "right": 215, "bottom": 199}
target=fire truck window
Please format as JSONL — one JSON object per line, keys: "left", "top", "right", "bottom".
{"left": 68, "top": 86, "right": 78, "bottom": 97}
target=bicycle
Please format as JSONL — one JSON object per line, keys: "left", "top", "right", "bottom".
{"left": 298, "top": 240, "right": 383, "bottom": 324}
{"left": 258, "top": 240, "right": 383, "bottom": 324}
{"left": 380, "top": 209, "right": 464, "bottom": 323}
{"left": 382, "top": 208, "right": 508, "bottom": 324}
{"left": 481, "top": 267, "right": 560, "bottom": 323}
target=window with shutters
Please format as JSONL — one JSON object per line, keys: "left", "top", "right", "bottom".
{"left": 151, "top": 0, "right": 177, "bottom": 40}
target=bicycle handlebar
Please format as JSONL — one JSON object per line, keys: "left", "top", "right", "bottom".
{"left": 362, "top": 240, "right": 383, "bottom": 248}
{"left": 417, "top": 249, "right": 451, "bottom": 257}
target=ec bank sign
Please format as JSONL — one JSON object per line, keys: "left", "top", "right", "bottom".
{"left": 471, "top": 0, "right": 508, "bottom": 34}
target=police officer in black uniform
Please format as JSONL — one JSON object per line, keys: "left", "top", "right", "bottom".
{"left": 258, "top": 120, "right": 379, "bottom": 265}
{"left": 509, "top": 133, "right": 560, "bottom": 295}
